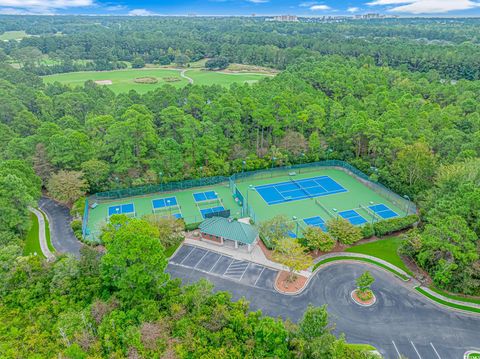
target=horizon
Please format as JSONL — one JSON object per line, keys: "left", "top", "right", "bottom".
{"left": 0, "top": 1, "right": 479, "bottom": 17}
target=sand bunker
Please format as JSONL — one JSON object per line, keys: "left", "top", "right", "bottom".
{"left": 94, "top": 80, "right": 113, "bottom": 85}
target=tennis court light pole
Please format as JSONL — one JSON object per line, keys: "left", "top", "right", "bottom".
{"left": 246, "top": 185, "right": 254, "bottom": 217}
{"left": 403, "top": 195, "right": 411, "bottom": 214}
{"left": 292, "top": 216, "right": 299, "bottom": 237}
{"left": 242, "top": 160, "right": 246, "bottom": 173}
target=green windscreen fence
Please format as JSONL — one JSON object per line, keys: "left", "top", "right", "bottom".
{"left": 95, "top": 175, "right": 229, "bottom": 200}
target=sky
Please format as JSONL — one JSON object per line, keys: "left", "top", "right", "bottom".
{"left": 0, "top": 0, "right": 479, "bottom": 17}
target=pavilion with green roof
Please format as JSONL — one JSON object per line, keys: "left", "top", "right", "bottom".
{"left": 199, "top": 217, "right": 259, "bottom": 252}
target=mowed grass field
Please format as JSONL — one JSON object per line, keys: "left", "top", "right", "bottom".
{"left": 0, "top": 30, "right": 29, "bottom": 41}
{"left": 42, "top": 68, "right": 270, "bottom": 94}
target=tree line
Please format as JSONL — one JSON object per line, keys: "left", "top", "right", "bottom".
{"left": 1, "top": 16, "right": 480, "bottom": 79}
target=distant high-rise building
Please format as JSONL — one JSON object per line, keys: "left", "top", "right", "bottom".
{"left": 266, "top": 15, "right": 298, "bottom": 22}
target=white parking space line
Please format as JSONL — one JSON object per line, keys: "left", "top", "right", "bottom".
{"left": 194, "top": 250, "right": 209, "bottom": 269}
{"left": 430, "top": 343, "right": 441, "bottom": 359}
{"left": 392, "top": 340, "right": 401, "bottom": 359}
{"left": 410, "top": 341, "right": 422, "bottom": 359}
{"left": 222, "top": 258, "right": 236, "bottom": 275}
{"left": 253, "top": 267, "right": 266, "bottom": 287}
{"left": 238, "top": 263, "right": 250, "bottom": 281}
{"left": 179, "top": 246, "right": 195, "bottom": 265}
{"left": 209, "top": 254, "right": 223, "bottom": 273}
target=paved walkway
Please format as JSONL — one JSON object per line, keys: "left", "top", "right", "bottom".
{"left": 180, "top": 69, "right": 193, "bottom": 84}
{"left": 29, "top": 207, "right": 55, "bottom": 261}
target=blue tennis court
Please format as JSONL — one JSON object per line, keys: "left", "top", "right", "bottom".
{"left": 193, "top": 190, "right": 218, "bottom": 202}
{"left": 108, "top": 203, "right": 135, "bottom": 216}
{"left": 338, "top": 209, "right": 367, "bottom": 225}
{"left": 369, "top": 204, "right": 398, "bottom": 219}
{"left": 200, "top": 206, "right": 225, "bottom": 219}
{"left": 255, "top": 176, "right": 347, "bottom": 205}
{"left": 152, "top": 196, "right": 178, "bottom": 210}
{"left": 303, "top": 216, "right": 327, "bottom": 231}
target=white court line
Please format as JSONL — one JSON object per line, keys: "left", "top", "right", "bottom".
{"left": 178, "top": 246, "right": 195, "bottom": 265}
{"left": 411, "top": 341, "right": 422, "bottom": 359}
{"left": 392, "top": 340, "right": 401, "bottom": 359}
{"left": 430, "top": 343, "right": 441, "bottom": 359}
{"left": 238, "top": 263, "right": 250, "bottom": 281}
{"left": 253, "top": 267, "right": 266, "bottom": 287}
{"left": 194, "top": 250, "right": 209, "bottom": 269}
{"left": 208, "top": 254, "right": 223, "bottom": 273}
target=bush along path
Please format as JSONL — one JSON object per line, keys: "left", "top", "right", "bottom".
{"left": 28, "top": 207, "right": 55, "bottom": 261}
{"left": 312, "top": 252, "right": 480, "bottom": 314}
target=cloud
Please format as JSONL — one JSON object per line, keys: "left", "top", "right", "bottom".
{"left": 246, "top": 0, "right": 270, "bottom": 3}
{"left": 347, "top": 6, "right": 360, "bottom": 12}
{"left": 366, "top": 0, "right": 480, "bottom": 14}
{"left": 128, "top": 8, "right": 158, "bottom": 16}
{"left": 310, "top": 4, "right": 331, "bottom": 10}
{"left": 0, "top": 0, "right": 93, "bottom": 14}
{"left": 299, "top": 1, "right": 317, "bottom": 6}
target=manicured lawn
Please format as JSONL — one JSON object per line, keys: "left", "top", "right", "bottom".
{"left": 415, "top": 287, "right": 480, "bottom": 314}
{"left": 345, "top": 237, "right": 412, "bottom": 275}
{"left": 313, "top": 256, "right": 409, "bottom": 281}
{"left": 24, "top": 213, "right": 45, "bottom": 258}
{"left": 429, "top": 286, "right": 480, "bottom": 305}
{"left": 42, "top": 68, "right": 271, "bottom": 94}
{"left": 164, "top": 243, "right": 181, "bottom": 258}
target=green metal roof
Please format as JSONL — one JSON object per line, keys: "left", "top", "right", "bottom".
{"left": 199, "top": 217, "right": 258, "bottom": 245}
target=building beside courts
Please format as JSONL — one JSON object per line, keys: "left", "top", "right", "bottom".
{"left": 199, "top": 217, "right": 259, "bottom": 252}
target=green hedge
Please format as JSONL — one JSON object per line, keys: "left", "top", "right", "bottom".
{"left": 71, "top": 219, "right": 83, "bottom": 240}
{"left": 185, "top": 221, "right": 202, "bottom": 231}
{"left": 373, "top": 214, "right": 419, "bottom": 237}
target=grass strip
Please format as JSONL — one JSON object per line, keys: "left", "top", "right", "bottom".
{"left": 428, "top": 286, "right": 480, "bottom": 305}
{"left": 415, "top": 287, "right": 480, "bottom": 314}
{"left": 164, "top": 243, "right": 181, "bottom": 258}
{"left": 39, "top": 209, "right": 55, "bottom": 253}
{"left": 24, "top": 213, "right": 45, "bottom": 258}
{"left": 345, "top": 343, "right": 377, "bottom": 352}
{"left": 313, "top": 256, "right": 409, "bottom": 281}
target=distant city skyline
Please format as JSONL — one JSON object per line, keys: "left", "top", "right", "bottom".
{"left": 0, "top": 0, "right": 479, "bottom": 17}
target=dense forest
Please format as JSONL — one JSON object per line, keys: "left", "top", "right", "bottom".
{"left": 1, "top": 16, "right": 480, "bottom": 79}
{"left": 0, "top": 16, "right": 479, "bottom": 357}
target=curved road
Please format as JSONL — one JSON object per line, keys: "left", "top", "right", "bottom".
{"left": 168, "top": 260, "right": 480, "bottom": 359}
{"left": 39, "top": 197, "right": 82, "bottom": 258}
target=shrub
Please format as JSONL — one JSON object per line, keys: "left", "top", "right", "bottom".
{"left": 361, "top": 223, "right": 375, "bottom": 239}
{"left": 373, "top": 214, "right": 419, "bottom": 237}
{"left": 71, "top": 219, "right": 83, "bottom": 240}
{"left": 70, "top": 197, "right": 86, "bottom": 219}
{"left": 326, "top": 218, "right": 362, "bottom": 245}
{"left": 185, "top": 221, "right": 202, "bottom": 231}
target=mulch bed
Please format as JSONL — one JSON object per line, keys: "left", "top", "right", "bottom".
{"left": 275, "top": 270, "right": 308, "bottom": 293}
{"left": 352, "top": 289, "right": 376, "bottom": 306}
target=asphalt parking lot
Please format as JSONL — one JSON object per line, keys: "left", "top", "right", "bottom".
{"left": 168, "top": 249, "right": 480, "bottom": 359}
{"left": 169, "top": 245, "right": 278, "bottom": 291}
